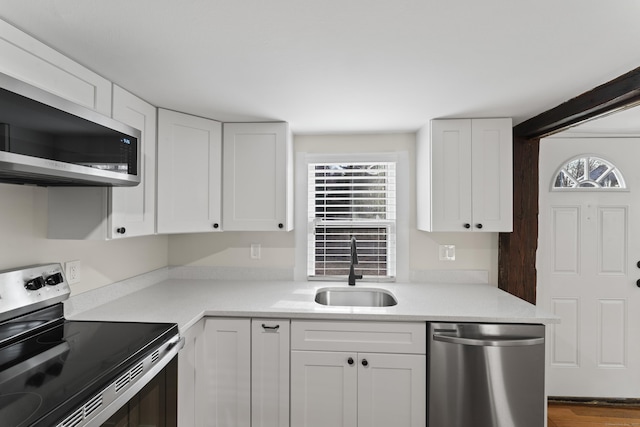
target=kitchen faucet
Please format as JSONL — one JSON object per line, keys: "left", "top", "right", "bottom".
{"left": 348, "top": 236, "right": 363, "bottom": 286}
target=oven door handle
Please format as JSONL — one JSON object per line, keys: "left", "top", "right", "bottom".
{"left": 170, "top": 336, "right": 186, "bottom": 351}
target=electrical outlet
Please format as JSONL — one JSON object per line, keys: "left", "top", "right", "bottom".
{"left": 65, "top": 260, "right": 81, "bottom": 284}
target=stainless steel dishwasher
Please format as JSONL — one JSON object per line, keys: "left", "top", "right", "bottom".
{"left": 428, "top": 322, "right": 545, "bottom": 427}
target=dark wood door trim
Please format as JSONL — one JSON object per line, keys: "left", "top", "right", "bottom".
{"left": 498, "top": 65, "right": 640, "bottom": 304}
{"left": 498, "top": 136, "right": 539, "bottom": 303}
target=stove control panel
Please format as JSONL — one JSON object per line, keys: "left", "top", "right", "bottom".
{"left": 0, "top": 263, "right": 71, "bottom": 322}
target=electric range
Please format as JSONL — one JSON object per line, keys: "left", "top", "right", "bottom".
{"left": 0, "top": 264, "right": 181, "bottom": 427}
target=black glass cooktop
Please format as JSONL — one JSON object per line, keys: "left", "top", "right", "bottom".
{"left": 0, "top": 309, "right": 177, "bottom": 427}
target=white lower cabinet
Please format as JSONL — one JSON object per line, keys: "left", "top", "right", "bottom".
{"left": 290, "top": 321, "right": 427, "bottom": 427}
{"left": 356, "top": 352, "right": 426, "bottom": 427}
{"left": 202, "top": 318, "right": 251, "bottom": 427}
{"left": 178, "top": 320, "right": 205, "bottom": 427}
{"left": 290, "top": 350, "right": 358, "bottom": 427}
{"left": 290, "top": 351, "right": 425, "bottom": 427}
{"left": 181, "top": 317, "right": 290, "bottom": 427}
{"left": 182, "top": 318, "right": 425, "bottom": 427}
{"left": 251, "top": 319, "right": 290, "bottom": 427}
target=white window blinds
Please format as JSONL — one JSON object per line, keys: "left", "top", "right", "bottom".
{"left": 307, "top": 162, "right": 396, "bottom": 280}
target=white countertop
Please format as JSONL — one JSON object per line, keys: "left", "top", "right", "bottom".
{"left": 67, "top": 279, "right": 558, "bottom": 334}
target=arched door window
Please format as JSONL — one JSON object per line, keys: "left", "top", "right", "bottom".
{"left": 552, "top": 155, "right": 626, "bottom": 190}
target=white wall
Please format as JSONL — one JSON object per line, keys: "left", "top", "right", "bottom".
{"left": 169, "top": 133, "right": 499, "bottom": 284}
{"left": 0, "top": 133, "right": 498, "bottom": 296}
{"left": 0, "top": 183, "right": 169, "bottom": 294}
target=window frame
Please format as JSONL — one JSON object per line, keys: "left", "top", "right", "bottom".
{"left": 551, "top": 154, "right": 628, "bottom": 192}
{"left": 307, "top": 161, "right": 397, "bottom": 281}
{"left": 294, "top": 151, "right": 409, "bottom": 283}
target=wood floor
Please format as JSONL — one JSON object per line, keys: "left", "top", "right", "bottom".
{"left": 548, "top": 402, "right": 640, "bottom": 426}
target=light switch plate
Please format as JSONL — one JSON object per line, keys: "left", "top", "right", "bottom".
{"left": 439, "top": 245, "right": 456, "bottom": 261}
{"left": 251, "top": 244, "right": 261, "bottom": 260}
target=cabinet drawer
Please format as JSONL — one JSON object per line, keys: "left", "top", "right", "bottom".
{"left": 291, "top": 320, "right": 426, "bottom": 354}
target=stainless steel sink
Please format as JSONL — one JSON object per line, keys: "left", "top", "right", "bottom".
{"left": 314, "top": 287, "right": 398, "bottom": 307}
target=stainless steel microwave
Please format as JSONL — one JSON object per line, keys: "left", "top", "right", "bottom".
{"left": 0, "top": 72, "right": 140, "bottom": 186}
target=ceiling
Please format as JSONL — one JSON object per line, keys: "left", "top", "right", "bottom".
{"left": 1, "top": 0, "right": 640, "bottom": 134}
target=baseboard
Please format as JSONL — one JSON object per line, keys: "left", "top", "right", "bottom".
{"left": 549, "top": 396, "right": 640, "bottom": 407}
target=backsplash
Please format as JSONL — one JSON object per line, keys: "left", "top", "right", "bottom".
{"left": 0, "top": 183, "right": 169, "bottom": 294}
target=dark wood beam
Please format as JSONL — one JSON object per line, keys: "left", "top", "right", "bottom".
{"left": 514, "top": 66, "right": 640, "bottom": 139}
{"left": 499, "top": 136, "right": 539, "bottom": 304}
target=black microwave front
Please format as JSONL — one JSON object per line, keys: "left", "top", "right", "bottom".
{"left": 0, "top": 72, "right": 140, "bottom": 187}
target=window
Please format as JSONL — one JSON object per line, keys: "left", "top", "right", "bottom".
{"left": 307, "top": 162, "right": 396, "bottom": 280}
{"left": 552, "top": 155, "right": 626, "bottom": 190}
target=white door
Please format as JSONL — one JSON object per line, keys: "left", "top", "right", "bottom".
{"left": 539, "top": 137, "right": 640, "bottom": 398}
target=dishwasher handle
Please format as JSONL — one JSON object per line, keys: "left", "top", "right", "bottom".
{"left": 433, "top": 334, "right": 544, "bottom": 347}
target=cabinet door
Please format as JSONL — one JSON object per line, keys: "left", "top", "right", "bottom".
{"left": 222, "top": 122, "right": 292, "bottom": 231}
{"left": 110, "top": 85, "right": 157, "bottom": 238}
{"left": 418, "top": 118, "right": 512, "bottom": 232}
{"left": 0, "top": 19, "right": 111, "bottom": 114}
{"left": 251, "top": 319, "right": 290, "bottom": 427}
{"left": 178, "top": 320, "right": 204, "bottom": 427}
{"left": 357, "top": 353, "right": 426, "bottom": 427}
{"left": 291, "top": 351, "right": 357, "bottom": 427}
{"left": 202, "top": 318, "right": 251, "bottom": 427}
{"left": 471, "top": 118, "right": 513, "bottom": 232}
{"left": 429, "top": 119, "right": 473, "bottom": 231}
{"left": 157, "top": 109, "right": 222, "bottom": 234}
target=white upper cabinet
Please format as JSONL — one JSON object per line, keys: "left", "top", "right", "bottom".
{"left": 417, "top": 118, "right": 513, "bottom": 232}
{"left": 222, "top": 122, "right": 293, "bottom": 231}
{"left": 0, "top": 18, "right": 111, "bottom": 115}
{"left": 48, "top": 87, "right": 156, "bottom": 240}
{"left": 157, "top": 109, "right": 222, "bottom": 234}
{"left": 110, "top": 86, "right": 157, "bottom": 238}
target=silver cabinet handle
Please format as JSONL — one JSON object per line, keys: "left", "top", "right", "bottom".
{"left": 433, "top": 334, "right": 544, "bottom": 347}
